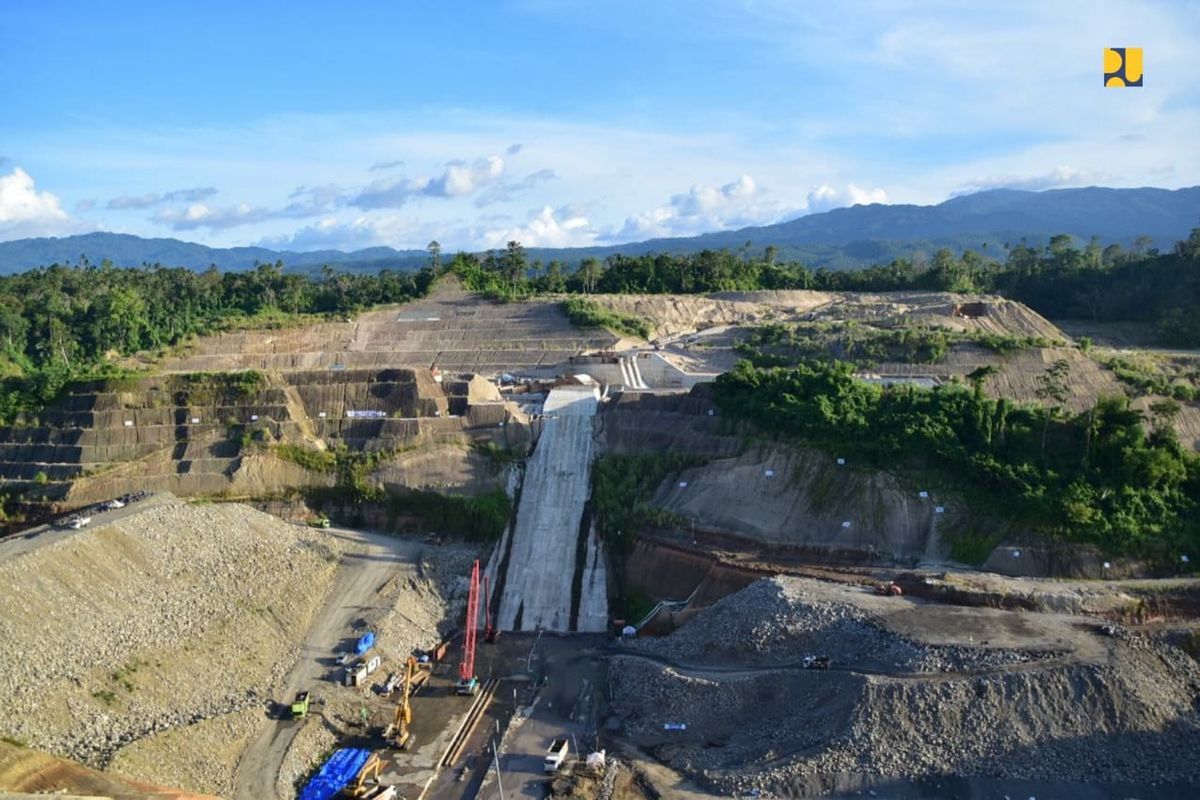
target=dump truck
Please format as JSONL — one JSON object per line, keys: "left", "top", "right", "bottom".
{"left": 544, "top": 738, "right": 569, "bottom": 773}
{"left": 291, "top": 691, "right": 311, "bottom": 719}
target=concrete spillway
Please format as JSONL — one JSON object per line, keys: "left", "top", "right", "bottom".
{"left": 497, "top": 387, "right": 605, "bottom": 632}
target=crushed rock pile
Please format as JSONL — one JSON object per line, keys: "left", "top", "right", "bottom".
{"left": 631, "top": 577, "right": 1053, "bottom": 673}
{"left": 0, "top": 497, "right": 341, "bottom": 771}
{"left": 612, "top": 577, "right": 1200, "bottom": 794}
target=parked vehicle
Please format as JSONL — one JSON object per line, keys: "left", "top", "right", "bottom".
{"left": 544, "top": 738, "right": 569, "bottom": 773}
{"left": 290, "top": 691, "right": 310, "bottom": 719}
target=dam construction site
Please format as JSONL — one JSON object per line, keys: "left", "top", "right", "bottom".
{"left": 3, "top": 277, "right": 1200, "bottom": 800}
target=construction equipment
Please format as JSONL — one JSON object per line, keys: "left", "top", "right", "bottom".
{"left": 344, "top": 655, "right": 381, "bottom": 688}
{"left": 483, "top": 574, "right": 500, "bottom": 644}
{"left": 290, "top": 691, "right": 311, "bottom": 719}
{"left": 803, "top": 655, "right": 831, "bottom": 670}
{"left": 385, "top": 656, "right": 417, "bottom": 749}
{"left": 544, "top": 738, "right": 569, "bottom": 773}
{"left": 455, "top": 560, "right": 481, "bottom": 696}
{"left": 428, "top": 640, "right": 449, "bottom": 663}
{"left": 340, "top": 751, "right": 384, "bottom": 798}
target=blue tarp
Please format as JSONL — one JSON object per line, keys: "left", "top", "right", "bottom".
{"left": 298, "top": 748, "right": 372, "bottom": 800}
{"left": 355, "top": 631, "right": 376, "bottom": 655}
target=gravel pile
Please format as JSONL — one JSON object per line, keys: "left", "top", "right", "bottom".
{"left": 631, "top": 577, "right": 1051, "bottom": 674}
{"left": 0, "top": 497, "right": 340, "bottom": 769}
{"left": 109, "top": 707, "right": 264, "bottom": 798}
{"left": 612, "top": 576, "right": 1200, "bottom": 794}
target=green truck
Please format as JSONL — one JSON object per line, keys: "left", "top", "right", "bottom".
{"left": 290, "top": 691, "right": 311, "bottom": 719}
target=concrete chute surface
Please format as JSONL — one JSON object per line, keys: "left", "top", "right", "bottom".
{"left": 497, "top": 387, "right": 606, "bottom": 632}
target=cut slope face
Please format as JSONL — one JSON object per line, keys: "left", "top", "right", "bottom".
{"left": 0, "top": 496, "right": 339, "bottom": 774}
{"left": 159, "top": 278, "right": 617, "bottom": 374}
{"left": 498, "top": 387, "right": 603, "bottom": 631}
{"left": 599, "top": 391, "right": 966, "bottom": 559}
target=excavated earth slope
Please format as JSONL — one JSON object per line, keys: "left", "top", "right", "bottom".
{"left": 157, "top": 278, "right": 616, "bottom": 374}
{"left": 0, "top": 497, "right": 340, "bottom": 783}
{"left": 610, "top": 577, "right": 1200, "bottom": 796}
{"left": 0, "top": 740, "right": 217, "bottom": 799}
{"left": 598, "top": 391, "right": 974, "bottom": 560}
{"left": 593, "top": 290, "right": 1129, "bottom": 413}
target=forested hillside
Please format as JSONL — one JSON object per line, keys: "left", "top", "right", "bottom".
{"left": 0, "top": 261, "right": 433, "bottom": 423}
{"left": 454, "top": 229, "right": 1200, "bottom": 346}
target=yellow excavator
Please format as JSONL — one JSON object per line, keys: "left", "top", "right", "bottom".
{"left": 384, "top": 656, "right": 417, "bottom": 750}
{"left": 341, "top": 752, "right": 385, "bottom": 799}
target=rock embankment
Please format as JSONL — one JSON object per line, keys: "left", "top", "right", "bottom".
{"left": 0, "top": 497, "right": 340, "bottom": 780}
{"left": 612, "top": 576, "right": 1200, "bottom": 794}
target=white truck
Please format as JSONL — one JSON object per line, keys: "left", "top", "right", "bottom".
{"left": 544, "top": 738, "right": 569, "bottom": 773}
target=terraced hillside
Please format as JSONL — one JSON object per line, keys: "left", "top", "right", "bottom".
{"left": 0, "top": 367, "right": 527, "bottom": 525}
{"left": 592, "top": 290, "right": 1200, "bottom": 439}
{"left": 158, "top": 278, "right": 617, "bottom": 374}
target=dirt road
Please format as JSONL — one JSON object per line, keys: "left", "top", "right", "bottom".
{"left": 0, "top": 492, "right": 171, "bottom": 563}
{"left": 232, "top": 526, "right": 419, "bottom": 800}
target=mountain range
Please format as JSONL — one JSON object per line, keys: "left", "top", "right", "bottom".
{"left": 2, "top": 186, "right": 1197, "bottom": 276}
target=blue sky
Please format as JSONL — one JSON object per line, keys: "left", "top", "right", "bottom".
{"left": 1, "top": 0, "right": 1197, "bottom": 251}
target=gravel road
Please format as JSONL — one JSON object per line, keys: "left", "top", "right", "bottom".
{"left": 232, "top": 526, "right": 424, "bottom": 800}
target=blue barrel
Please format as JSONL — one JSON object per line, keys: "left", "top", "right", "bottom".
{"left": 355, "top": 631, "right": 376, "bottom": 655}
{"left": 298, "top": 748, "right": 372, "bottom": 800}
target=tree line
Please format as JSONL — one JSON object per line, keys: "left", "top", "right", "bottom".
{"left": 449, "top": 228, "right": 1200, "bottom": 345}
{"left": 0, "top": 260, "right": 433, "bottom": 424}
{"left": 712, "top": 359, "right": 1199, "bottom": 563}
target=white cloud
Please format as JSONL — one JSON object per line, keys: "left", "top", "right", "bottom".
{"left": 107, "top": 186, "right": 217, "bottom": 210}
{"left": 610, "top": 174, "right": 781, "bottom": 241}
{"left": 481, "top": 205, "right": 596, "bottom": 249}
{"left": 368, "top": 159, "right": 405, "bottom": 172}
{"left": 152, "top": 184, "right": 342, "bottom": 231}
{"left": 153, "top": 202, "right": 271, "bottom": 231}
{"left": 354, "top": 153, "right": 508, "bottom": 209}
{"left": 0, "top": 167, "right": 75, "bottom": 239}
{"left": 804, "top": 183, "right": 888, "bottom": 213}
{"left": 261, "top": 213, "right": 449, "bottom": 252}
{"left": 475, "top": 168, "right": 557, "bottom": 208}
{"left": 951, "top": 166, "right": 1099, "bottom": 196}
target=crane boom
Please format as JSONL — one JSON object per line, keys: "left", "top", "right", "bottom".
{"left": 455, "top": 560, "right": 481, "bottom": 694}
{"left": 390, "top": 656, "right": 416, "bottom": 748}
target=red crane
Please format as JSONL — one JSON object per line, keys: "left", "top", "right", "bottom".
{"left": 455, "top": 559, "right": 481, "bottom": 695}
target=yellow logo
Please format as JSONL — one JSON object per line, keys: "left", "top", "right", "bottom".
{"left": 1104, "top": 47, "right": 1142, "bottom": 87}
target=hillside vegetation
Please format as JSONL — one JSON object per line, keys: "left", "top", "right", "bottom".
{"left": 713, "top": 359, "right": 1199, "bottom": 563}
{"left": 0, "top": 261, "right": 434, "bottom": 424}
{"left": 452, "top": 229, "right": 1200, "bottom": 346}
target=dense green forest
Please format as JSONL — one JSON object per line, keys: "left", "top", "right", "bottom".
{"left": 452, "top": 229, "right": 1200, "bottom": 345}
{"left": 712, "top": 359, "right": 1199, "bottom": 563}
{"left": 0, "top": 260, "right": 433, "bottom": 423}
{"left": 2, "top": 228, "right": 1196, "bottom": 425}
